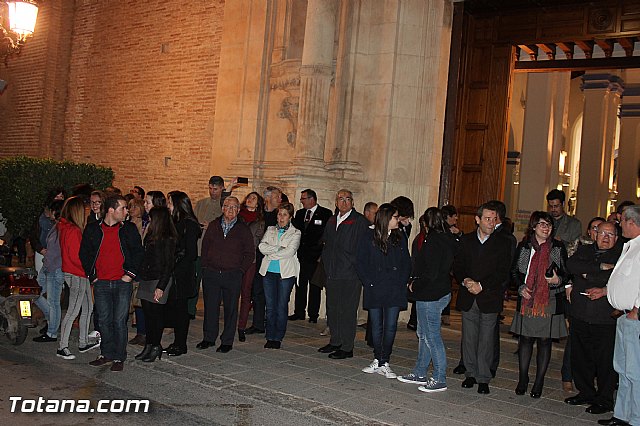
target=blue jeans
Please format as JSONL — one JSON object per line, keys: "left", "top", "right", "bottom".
{"left": 262, "top": 272, "right": 296, "bottom": 342}
{"left": 368, "top": 306, "right": 401, "bottom": 364}
{"left": 35, "top": 267, "right": 64, "bottom": 338}
{"left": 613, "top": 315, "right": 640, "bottom": 425}
{"left": 94, "top": 280, "right": 132, "bottom": 361}
{"left": 414, "top": 293, "right": 451, "bottom": 383}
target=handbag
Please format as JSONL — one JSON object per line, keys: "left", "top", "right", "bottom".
{"left": 137, "top": 278, "right": 173, "bottom": 305}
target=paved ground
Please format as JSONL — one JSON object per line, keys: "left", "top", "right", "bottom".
{"left": 0, "top": 301, "right": 604, "bottom": 425}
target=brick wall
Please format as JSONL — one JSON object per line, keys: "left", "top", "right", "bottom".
{"left": 1, "top": 0, "right": 225, "bottom": 202}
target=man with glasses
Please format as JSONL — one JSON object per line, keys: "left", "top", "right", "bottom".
{"left": 129, "top": 186, "right": 145, "bottom": 201}
{"left": 454, "top": 202, "right": 512, "bottom": 394}
{"left": 290, "top": 189, "right": 332, "bottom": 323}
{"left": 565, "top": 221, "right": 622, "bottom": 415}
{"left": 318, "top": 189, "right": 369, "bottom": 359}
{"left": 197, "top": 196, "right": 254, "bottom": 353}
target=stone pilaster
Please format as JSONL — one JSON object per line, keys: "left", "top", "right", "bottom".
{"left": 576, "top": 73, "right": 623, "bottom": 223}
{"left": 617, "top": 84, "right": 640, "bottom": 203}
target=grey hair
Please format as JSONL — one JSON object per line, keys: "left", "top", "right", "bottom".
{"left": 336, "top": 189, "right": 353, "bottom": 199}
{"left": 622, "top": 205, "right": 640, "bottom": 226}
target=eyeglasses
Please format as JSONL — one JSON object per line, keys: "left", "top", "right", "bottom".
{"left": 536, "top": 222, "right": 551, "bottom": 229}
{"left": 591, "top": 226, "right": 599, "bottom": 231}
{"left": 598, "top": 231, "right": 616, "bottom": 238}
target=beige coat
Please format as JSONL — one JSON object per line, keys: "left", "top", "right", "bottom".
{"left": 258, "top": 225, "right": 301, "bottom": 279}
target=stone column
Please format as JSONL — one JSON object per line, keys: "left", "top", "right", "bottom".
{"left": 575, "top": 74, "right": 623, "bottom": 223}
{"left": 617, "top": 85, "right": 640, "bottom": 204}
{"left": 517, "top": 72, "right": 571, "bottom": 213}
{"left": 295, "top": 0, "right": 337, "bottom": 165}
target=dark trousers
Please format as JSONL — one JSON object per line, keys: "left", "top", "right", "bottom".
{"left": 461, "top": 301, "right": 497, "bottom": 384}
{"left": 294, "top": 260, "right": 321, "bottom": 320}
{"left": 237, "top": 263, "right": 256, "bottom": 330}
{"left": 94, "top": 280, "right": 132, "bottom": 361}
{"left": 368, "top": 306, "right": 400, "bottom": 364}
{"left": 187, "top": 257, "right": 202, "bottom": 316}
{"left": 166, "top": 297, "right": 190, "bottom": 348}
{"left": 202, "top": 269, "right": 243, "bottom": 345}
{"left": 251, "top": 253, "right": 265, "bottom": 330}
{"left": 457, "top": 317, "right": 501, "bottom": 374}
{"left": 326, "top": 278, "right": 360, "bottom": 352}
{"left": 571, "top": 318, "right": 617, "bottom": 408}
{"left": 141, "top": 299, "right": 164, "bottom": 346}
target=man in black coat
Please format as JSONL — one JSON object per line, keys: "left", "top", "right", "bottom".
{"left": 565, "top": 221, "right": 622, "bottom": 414}
{"left": 318, "top": 189, "right": 369, "bottom": 359}
{"left": 289, "top": 189, "right": 333, "bottom": 323}
{"left": 454, "top": 202, "right": 512, "bottom": 394}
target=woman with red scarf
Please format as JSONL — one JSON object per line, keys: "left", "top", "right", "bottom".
{"left": 510, "top": 211, "right": 568, "bottom": 398}
{"left": 236, "top": 192, "right": 265, "bottom": 342}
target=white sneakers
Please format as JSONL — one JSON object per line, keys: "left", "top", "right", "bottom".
{"left": 362, "top": 359, "right": 397, "bottom": 379}
{"left": 362, "top": 359, "right": 379, "bottom": 373}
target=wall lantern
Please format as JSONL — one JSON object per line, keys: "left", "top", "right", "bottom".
{"left": 1, "top": 1, "right": 39, "bottom": 62}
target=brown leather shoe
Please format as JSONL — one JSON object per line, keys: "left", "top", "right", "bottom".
{"left": 110, "top": 361, "right": 124, "bottom": 371}
{"left": 89, "top": 356, "right": 112, "bottom": 366}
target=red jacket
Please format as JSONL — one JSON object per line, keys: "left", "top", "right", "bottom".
{"left": 58, "top": 218, "right": 85, "bottom": 277}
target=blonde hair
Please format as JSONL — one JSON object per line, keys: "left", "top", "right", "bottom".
{"left": 128, "top": 198, "right": 144, "bottom": 218}
{"left": 61, "top": 196, "right": 87, "bottom": 231}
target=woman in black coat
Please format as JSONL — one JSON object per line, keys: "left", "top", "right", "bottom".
{"left": 165, "top": 191, "right": 202, "bottom": 356}
{"left": 356, "top": 203, "right": 411, "bottom": 379}
{"left": 136, "top": 207, "right": 177, "bottom": 362}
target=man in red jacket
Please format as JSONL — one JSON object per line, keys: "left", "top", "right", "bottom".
{"left": 197, "top": 196, "right": 255, "bottom": 353}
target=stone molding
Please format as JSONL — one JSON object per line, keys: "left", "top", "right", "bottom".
{"left": 581, "top": 73, "right": 624, "bottom": 95}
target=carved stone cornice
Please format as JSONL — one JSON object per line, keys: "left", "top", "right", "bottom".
{"left": 270, "top": 59, "right": 301, "bottom": 92}
{"left": 300, "top": 64, "right": 333, "bottom": 79}
{"left": 581, "top": 73, "right": 624, "bottom": 95}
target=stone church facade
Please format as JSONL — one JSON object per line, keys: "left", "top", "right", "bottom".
{"left": 0, "top": 0, "right": 453, "bottom": 211}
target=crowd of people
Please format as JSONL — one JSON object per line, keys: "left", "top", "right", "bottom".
{"left": 23, "top": 178, "right": 640, "bottom": 425}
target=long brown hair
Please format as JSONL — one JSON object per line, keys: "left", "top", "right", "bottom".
{"left": 373, "top": 203, "right": 401, "bottom": 254}
{"left": 145, "top": 206, "right": 177, "bottom": 243}
{"left": 60, "top": 196, "right": 87, "bottom": 231}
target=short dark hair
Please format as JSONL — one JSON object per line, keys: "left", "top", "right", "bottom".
{"left": 525, "top": 211, "right": 554, "bottom": 240}
{"left": 133, "top": 185, "right": 145, "bottom": 198}
{"left": 617, "top": 200, "right": 635, "bottom": 214}
{"left": 278, "top": 202, "right": 295, "bottom": 218}
{"left": 487, "top": 200, "right": 507, "bottom": 221}
{"left": 302, "top": 189, "right": 317, "bottom": 201}
{"left": 104, "top": 195, "right": 125, "bottom": 212}
{"left": 476, "top": 202, "right": 497, "bottom": 218}
{"left": 546, "top": 189, "right": 566, "bottom": 204}
{"left": 440, "top": 205, "right": 457, "bottom": 220}
{"left": 209, "top": 176, "right": 224, "bottom": 186}
{"left": 390, "top": 196, "right": 414, "bottom": 219}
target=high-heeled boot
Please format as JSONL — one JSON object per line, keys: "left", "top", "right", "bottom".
{"left": 141, "top": 345, "right": 163, "bottom": 362}
{"left": 135, "top": 344, "right": 152, "bottom": 360}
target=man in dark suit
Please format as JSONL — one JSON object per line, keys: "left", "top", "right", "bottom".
{"left": 289, "top": 189, "right": 332, "bottom": 323}
{"left": 454, "top": 202, "right": 512, "bottom": 395}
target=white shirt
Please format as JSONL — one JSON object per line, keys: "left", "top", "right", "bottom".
{"left": 305, "top": 204, "right": 319, "bottom": 220}
{"left": 336, "top": 209, "right": 352, "bottom": 229}
{"left": 607, "top": 235, "right": 640, "bottom": 311}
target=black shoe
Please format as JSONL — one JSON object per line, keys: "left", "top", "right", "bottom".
{"left": 318, "top": 343, "right": 341, "bottom": 353}
{"left": 238, "top": 329, "right": 246, "bottom": 342}
{"left": 135, "top": 344, "right": 152, "bottom": 360}
{"left": 565, "top": 395, "right": 593, "bottom": 406}
{"left": 407, "top": 322, "right": 417, "bottom": 331}
{"left": 461, "top": 377, "right": 477, "bottom": 388}
{"left": 216, "top": 344, "right": 233, "bottom": 353}
{"left": 264, "top": 340, "right": 274, "bottom": 349}
{"left": 288, "top": 314, "right": 302, "bottom": 321}
{"left": 167, "top": 345, "right": 187, "bottom": 357}
{"left": 453, "top": 365, "right": 466, "bottom": 375}
{"left": 308, "top": 318, "right": 318, "bottom": 324}
{"left": 598, "top": 418, "right": 629, "bottom": 426}
{"left": 196, "top": 340, "right": 215, "bottom": 349}
{"left": 515, "top": 382, "right": 527, "bottom": 395}
{"left": 530, "top": 390, "right": 542, "bottom": 399}
{"left": 244, "top": 326, "right": 265, "bottom": 335}
{"left": 33, "top": 334, "right": 57, "bottom": 343}
{"left": 328, "top": 349, "right": 353, "bottom": 359}
{"left": 162, "top": 343, "right": 177, "bottom": 353}
{"left": 141, "top": 345, "right": 162, "bottom": 362}
{"left": 477, "top": 383, "right": 490, "bottom": 394}
{"left": 586, "top": 404, "right": 612, "bottom": 415}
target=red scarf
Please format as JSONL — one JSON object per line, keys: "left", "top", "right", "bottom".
{"left": 239, "top": 208, "right": 258, "bottom": 224}
{"left": 522, "top": 237, "right": 552, "bottom": 317}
